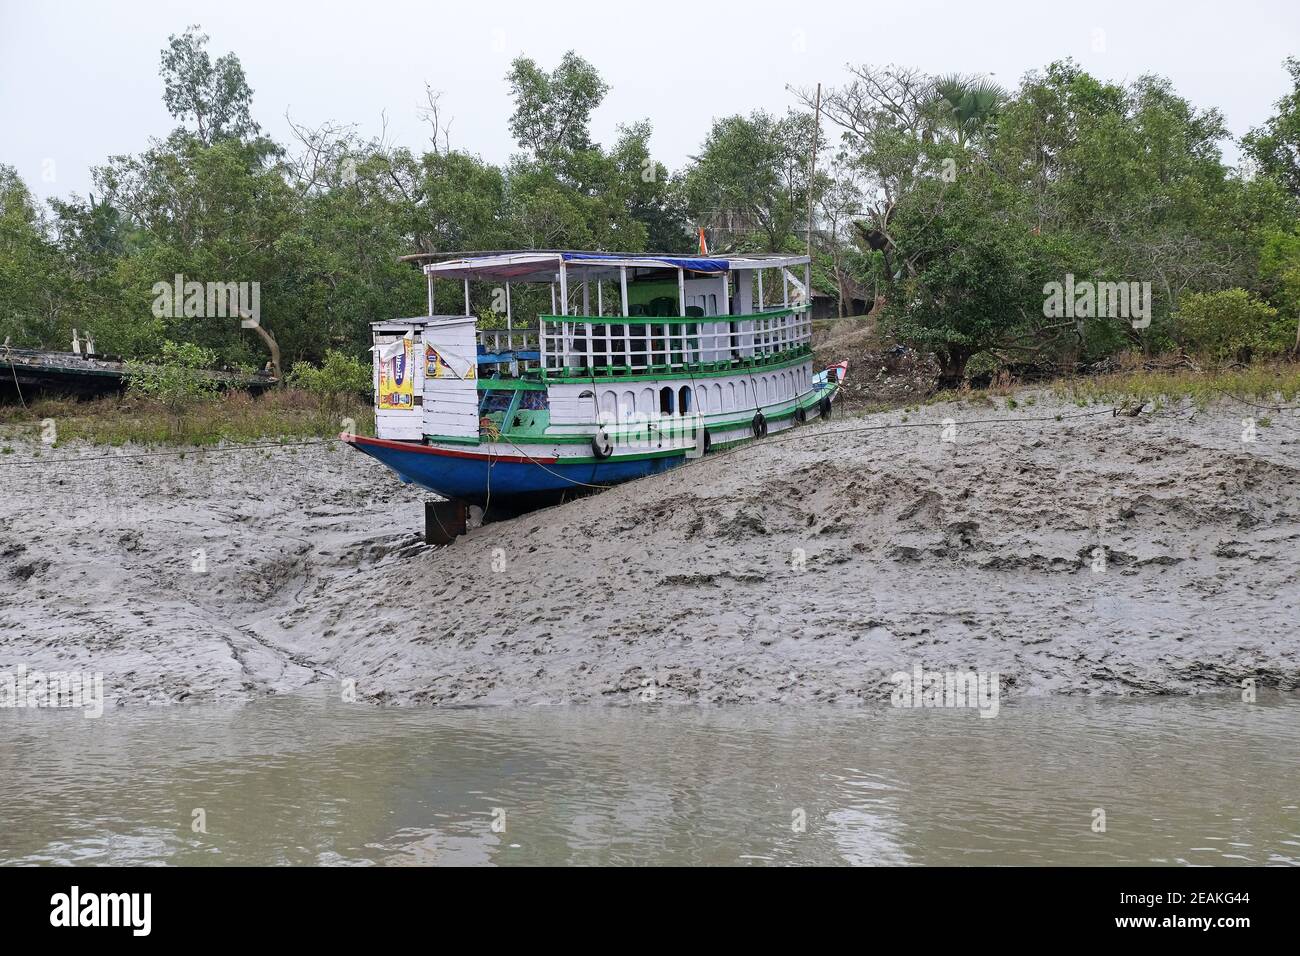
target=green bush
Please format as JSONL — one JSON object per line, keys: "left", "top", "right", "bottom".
{"left": 288, "top": 350, "right": 371, "bottom": 404}
{"left": 1174, "top": 289, "right": 1290, "bottom": 361}
{"left": 125, "top": 340, "right": 221, "bottom": 414}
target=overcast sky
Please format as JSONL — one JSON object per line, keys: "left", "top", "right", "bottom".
{"left": 2, "top": 0, "right": 1297, "bottom": 206}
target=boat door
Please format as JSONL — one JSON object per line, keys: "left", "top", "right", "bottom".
{"left": 420, "top": 316, "right": 480, "bottom": 440}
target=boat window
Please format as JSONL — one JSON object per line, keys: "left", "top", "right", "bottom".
{"left": 519, "top": 389, "right": 549, "bottom": 411}
{"left": 482, "top": 391, "right": 513, "bottom": 413}
{"left": 660, "top": 386, "right": 675, "bottom": 414}
{"left": 678, "top": 386, "right": 692, "bottom": 414}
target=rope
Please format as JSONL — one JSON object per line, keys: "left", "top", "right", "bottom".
{"left": 763, "top": 403, "right": 1120, "bottom": 445}
{"left": 496, "top": 432, "right": 611, "bottom": 489}
{"left": 2, "top": 347, "right": 29, "bottom": 410}
{"left": 0, "top": 391, "right": 1280, "bottom": 481}
{"left": 0, "top": 438, "right": 335, "bottom": 468}
{"left": 1205, "top": 385, "right": 1300, "bottom": 412}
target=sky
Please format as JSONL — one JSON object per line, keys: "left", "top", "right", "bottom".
{"left": 2, "top": 0, "right": 1298, "bottom": 206}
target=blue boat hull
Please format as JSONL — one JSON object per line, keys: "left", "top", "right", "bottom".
{"left": 343, "top": 434, "right": 684, "bottom": 507}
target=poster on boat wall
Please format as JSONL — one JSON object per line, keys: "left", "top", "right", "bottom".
{"left": 378, "top": 338, "right": 415, "bottom": 410}
{"left": 425, "top": 344, "right": 475, "bottom": 380}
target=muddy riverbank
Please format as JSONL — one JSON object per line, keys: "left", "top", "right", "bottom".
{"left": 1, "top": 393, "right": 1297, "bottom": 707}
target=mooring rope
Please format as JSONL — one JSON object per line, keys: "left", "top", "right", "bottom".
{"left": 0, "top": 437, "right": 335, "bottom": 468}
{"left": 0, "top": 390, "right": 1288, "bottom": 478}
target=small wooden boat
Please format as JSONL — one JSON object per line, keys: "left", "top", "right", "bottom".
{"left": 343, "top": 250, "right": 848, "bottom": 514}
{"left": 0, "top": 343, "right": 276, "bottom": 399}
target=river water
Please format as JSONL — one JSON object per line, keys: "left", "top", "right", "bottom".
{"left": 1, "top": 693, "right": 1296, "bottom": 866}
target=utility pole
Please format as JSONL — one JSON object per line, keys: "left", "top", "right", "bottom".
{"left": 806, "top": 82, "right": 821, "bottom": 259}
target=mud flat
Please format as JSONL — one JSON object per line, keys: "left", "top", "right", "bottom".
{"left": 2, "top": 394, "right": 1298, "bottom": 707}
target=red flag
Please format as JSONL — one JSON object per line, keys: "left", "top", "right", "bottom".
{"left": 698, "top": 227, "right": 708, "bottom": 256}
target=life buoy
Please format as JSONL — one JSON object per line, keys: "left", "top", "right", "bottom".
{"left": 591, "top": 427, "right": 613, "bottom": 459}
{"left": 752, "top": 412, "right": 768, "bottom": 438}
{"left": 819, "top": 396, "right": 833, "bottom": 419}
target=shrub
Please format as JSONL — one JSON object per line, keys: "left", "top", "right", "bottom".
{"left": 287, "top": 350, "right": 371, "bottom": 402}
{"left": 125, "top": 340, "right": 221, "bottom": 415}
{"left": 1175, "top": 289, "right": 1289, "bottom": 361}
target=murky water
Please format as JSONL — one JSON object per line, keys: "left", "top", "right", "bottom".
{"left": 1, "top": 694, "right": 1297, "bottom": 866}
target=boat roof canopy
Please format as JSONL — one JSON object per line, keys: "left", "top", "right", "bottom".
{"left": 405, "top": 250, "right": 810, "bottom": 282}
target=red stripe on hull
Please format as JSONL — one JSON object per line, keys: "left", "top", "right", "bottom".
{"left": 341, "top": 433, "right": 559, "bottom": 464}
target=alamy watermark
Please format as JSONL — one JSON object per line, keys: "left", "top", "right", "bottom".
{"left": 151, "top": 274, "right": 261, "bottom": 327}
{"left": 1043, "top": 274, "right": 1151, "bottom": 329}
{"left": 594, "top": 408, "right": 708, "bottom": 459}
{"left": 0, "top": 665, "right": 104, "bottom": 718}
{"left": 890, "top": 663, "right": 1000, "bottom": 718}
{"left": 50, "top": 886, "right": 150, "bottom": 936}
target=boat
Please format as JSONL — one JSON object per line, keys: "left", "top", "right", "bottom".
{"left": 342, "top": 250, "right": 848, "bottom": 517}
{"left": 0, "top": 341, "right": 277, "bottom": 400}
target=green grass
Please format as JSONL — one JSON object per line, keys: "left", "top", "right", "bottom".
{"left": 1052, "top": 363, "right": 1300, "bottom": 408}
{"left": 0, "top": 389, "right": 375, "bottom": 446}
{"left": 920, "top": 361, "right": 1300, "bottom": 411}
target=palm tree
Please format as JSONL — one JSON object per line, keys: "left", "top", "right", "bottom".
{"left": 927, "top": 74, "right": 1007, "bottom": 147}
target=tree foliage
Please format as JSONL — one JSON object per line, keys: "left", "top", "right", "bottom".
{"left": 1, "top": 36, "right": 1297, "bottom": 385}
{"left": 1244, "top": 57, "right": 1300, "bottom": 200}
{"left": 685, "top": 110, "right": 819, "bottom": 252}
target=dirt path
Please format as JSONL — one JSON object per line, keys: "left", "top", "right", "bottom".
{"left": 2, "top": 394, "right": 1297, "bottom": 707}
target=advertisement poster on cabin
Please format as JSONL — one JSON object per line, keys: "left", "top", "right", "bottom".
{"left": 378, "top": 339, "right": 414, "bottom": 410}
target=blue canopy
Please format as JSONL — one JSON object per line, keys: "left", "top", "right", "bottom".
{"left": 560, "top": 252, "right": 729, "bottom": 273}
